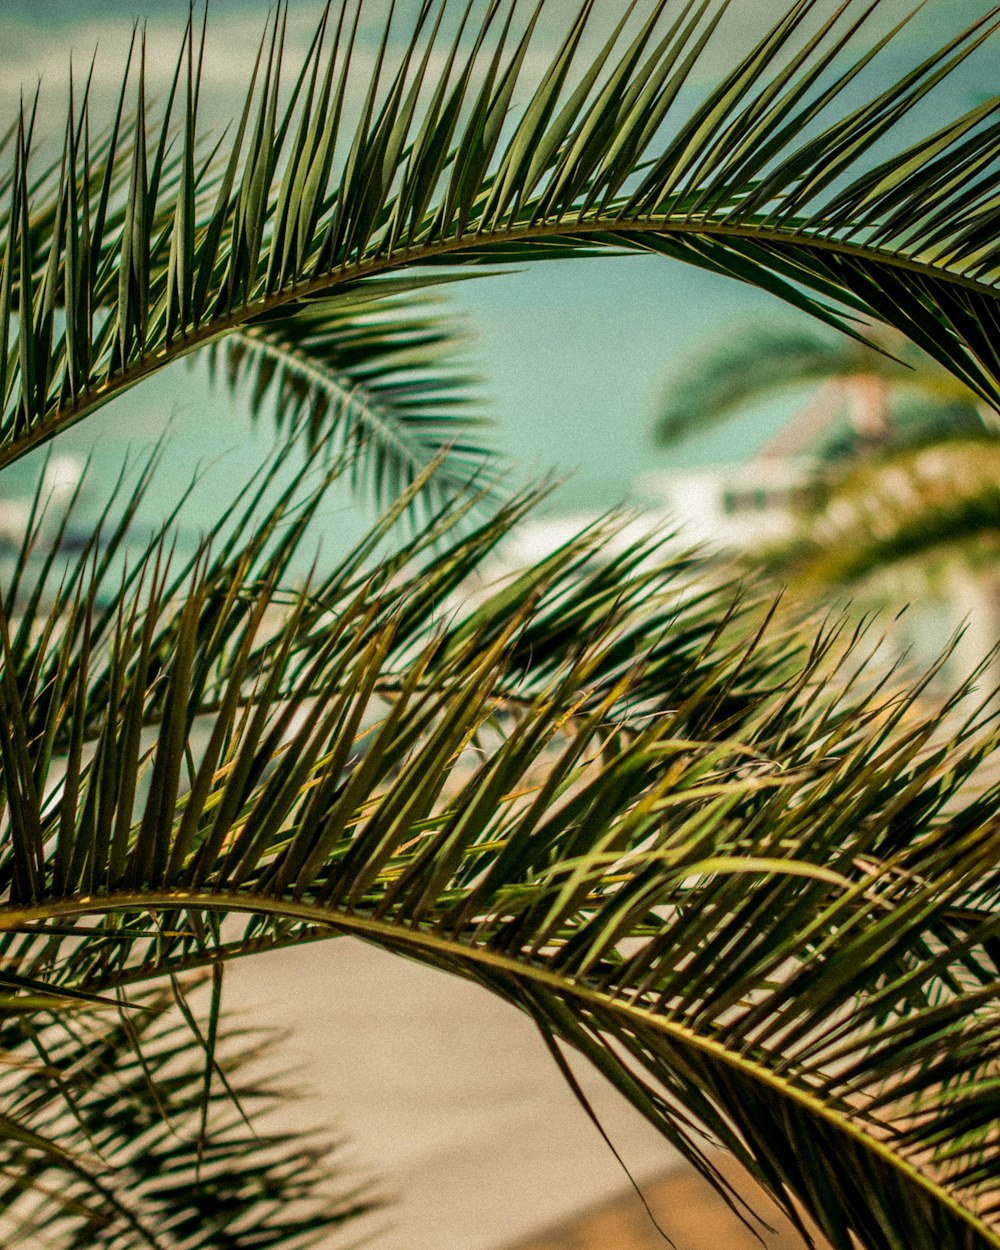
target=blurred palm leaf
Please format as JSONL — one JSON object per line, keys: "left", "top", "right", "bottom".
{"left": 652, "top": 317, "right": 1000, "bottom": 594}
{"left": 653, "top": 322, "right": 994, "bottom": 452}
{"left": 761, "top": 438, "right": 1000, "bottom": 589}
{"left": 208, "top": 276, "right": 495, "bottom": 513}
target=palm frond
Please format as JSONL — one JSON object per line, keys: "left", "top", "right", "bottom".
{"left": 1, "top": 453, "right": 1000, "bottom": 1248}
{"left": 8, "top": 6, "right": 1000, "bottom": 1245}
{"left": 0, "top": 988, "right": 376, "bottom": 1248}
{"left": 0, "top": 448, "right": 788, "bottom": 763}
{"left": 207, "top": 275, "right": 496, "bottom": 514}
{"left": 653, "top": 320, "right": 992, "bottom": 447}
{"left": 655, "top": 322, "right": 873, "bottom": 445}
{"left": 3, "top": 0, "right": 1000, "bottom": 484}
{"left": 761, "top": 438, "right": 1000, "bottom": 587}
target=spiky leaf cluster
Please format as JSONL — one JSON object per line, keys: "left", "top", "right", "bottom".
{"left": 3, "top": 4, "right": 1000, "bottom": 1248}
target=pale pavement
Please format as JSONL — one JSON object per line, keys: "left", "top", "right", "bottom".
{"left": 225, "top": 936, "right": 683, "bottom": 1250}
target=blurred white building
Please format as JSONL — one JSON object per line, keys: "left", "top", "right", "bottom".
{"left": 636, "top": 459, "right": 816, "bottom": 551}
{"left": 503, "top": 458, "right": 818, "bottom": 571}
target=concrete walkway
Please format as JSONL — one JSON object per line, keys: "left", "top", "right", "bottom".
{"left": 225, "top": 936, "right": 684, "bottom": 1250}
{"left": 226, "top": 937, "right": 827, "bottom": 1250}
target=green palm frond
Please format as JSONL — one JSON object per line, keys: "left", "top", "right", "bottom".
{"left": 8, "top": 6, "right": 1000, "bottom": 1246}
{"left": 0, "top": 989, "right": 375, "bottom": 1248}
{"left": 2, "top": 453, "right": 1000, "bottom": 1249}
{"left": 4, "top": 0, "right": 1000, "bottom": 485}
{"left": 208, "top": 276, "right": 495, "bottom": 513}
{"left": 655, "top": 323, "right": 875, "bottom": 444}
{"left": 0, "top": 450, "right": 786, "bottom": 764}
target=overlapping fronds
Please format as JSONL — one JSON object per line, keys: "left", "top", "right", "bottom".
{"left": 652, "top": 319, "right": 1000, "bottom": 588}
{"left": 0, "top": 446, "right": 793, "bottom": 765}
{"left": 208, "top": 275, "right": 493, "bottom": 512}
{"left": 0, "top": 989, "right": 375, "bottom": 1249}
{"left": 6, "top": 4, "right": 1000, "bottom": 1247}
{"left": 4, "top": 0, "right": 1000, "bottom": 488}
{"left": 1, "top": 455, "right": 1000, "bottom": 1249}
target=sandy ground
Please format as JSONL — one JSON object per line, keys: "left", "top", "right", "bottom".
{"left": 507, "top": 1154, "right": 822, "bottom": 1250}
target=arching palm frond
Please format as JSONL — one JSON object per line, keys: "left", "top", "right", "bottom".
{"left": 0, "top": 449, "right": 788, "bottom": 768}
{"left": 3, "top": 0, "right": 1000, "bottom": 495}
{"left": 1, "top": 452, "right": 1000, "bottom": 1250}
{"left": 7, "top": 6, "right": 1000, "bottom": 1247}
{"left": 0, "top": 989, "right": 376, "bottom": 1249}
{"left": 653, "top": 321, "right": 991, "bottom": 449}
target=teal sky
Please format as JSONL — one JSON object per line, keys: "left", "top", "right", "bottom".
{"left": 0, "top": 0, "right": 995, "bottom": 534}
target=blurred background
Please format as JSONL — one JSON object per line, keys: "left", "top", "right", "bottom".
{"left": 0, "top": 1, "right": 994, "bottom": 1247}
